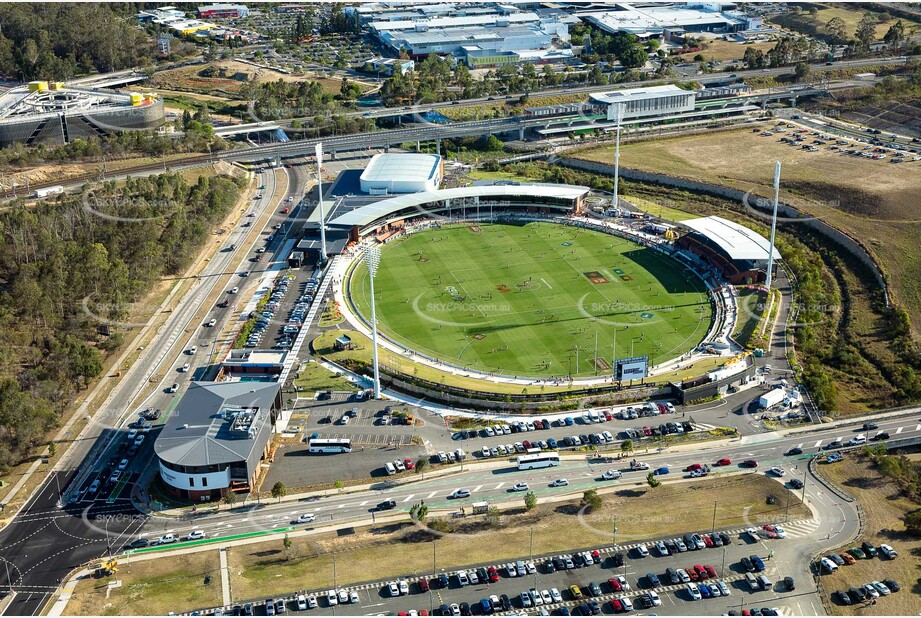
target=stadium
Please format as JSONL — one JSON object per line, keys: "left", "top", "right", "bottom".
{"left": 324, "top": 178, "right": 767, "bottom": 385}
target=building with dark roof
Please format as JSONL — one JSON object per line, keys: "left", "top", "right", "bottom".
{"left": 154, "top": 381, "right": 281, "bottom": 501}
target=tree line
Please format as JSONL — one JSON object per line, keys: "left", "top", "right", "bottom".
{"left": 0, "top": 3, "right": 154, "bottom": 80}
{"left": 0, "top": 171, "right": 246, "bottom": 472}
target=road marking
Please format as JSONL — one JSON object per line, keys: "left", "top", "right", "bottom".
{"left": 916, "top": 424, "right": 921, "bottom": 431}
{"left": 360, "top": 501, "right": 368, "bottom": 506}
{"left": 813, "top": 440, "right": 823, "bottom": 447}
{"left": 495, "top": 482, "right": 505, "bottom": 489}
{"left": 473, "top": 485, "right": 483, "bottom": 492}
{"left": 402, "top": 494, "right": 415, "bottom": 503}
{"left": 896, "top": 426, "right": 903, "bottom": 434}
{"left": 794, "top": 443, "right": 802, "bottom": 450}
{"left": 426, "top": 491, "right": 438, "bottom": 499}
{"left": 337, "top": 504, "right": 344, "bottom": 508}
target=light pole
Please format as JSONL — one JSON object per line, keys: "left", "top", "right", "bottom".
{"left": 612, "top": 103, "right": 624, "bottom": 211}
{"left": 315, "top": 143, "right": 328, "bottom": 265}
{"left": 365, "top": 245, "right": 382, "bottom": 399}
{"left": 765, "top": 161, "right": 781, "bottom": 289}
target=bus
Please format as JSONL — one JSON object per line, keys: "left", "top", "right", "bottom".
{"left": 517, "top": 452, "right": 560, "bottom": 470}
{"left": 307, "top": 438, "right": 352, "bottom": 454}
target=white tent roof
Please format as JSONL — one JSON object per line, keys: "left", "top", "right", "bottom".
{"left": 682, "top": 215, "right": 780, "bottom": 261}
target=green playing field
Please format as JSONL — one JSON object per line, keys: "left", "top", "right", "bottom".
{"left": 347, "top": 221, "right": 712, "bottom": 378}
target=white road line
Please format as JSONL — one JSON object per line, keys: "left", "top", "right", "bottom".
{"left": 360, "top": 501, "right": 368, "bottom": 506}
{"left": 896, "top": 426, "right": 903, "bottom": 434}
{"left": 495, "top": 482, "right": 505, "bottom": 489}
{"left": 426, "top": 491, "right": 438, "bottom": 499}
{"left": 915, "top": 424, "right": 921, "bottom": 431}
{"left": 402, "top": 494, "right": 415, "bottom": 503}
{"left": 794, "top": 443, "right": 802, "bottom": 450}
{"left": 337, "top": 504, "right": 344, "bottom": 508}
{"left": 813, "top": 440, "right": 823, "bottom": 447}
{"left": 473, "top": 485, "right": 483, "bottom": 492}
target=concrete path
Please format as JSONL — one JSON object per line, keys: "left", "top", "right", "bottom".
{"left": 220, "top": 547, "right": 232, "bottom": 606}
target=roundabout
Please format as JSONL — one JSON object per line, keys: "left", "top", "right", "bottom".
{"left": 344, "top": 219, "right": 714, "bottom": 381}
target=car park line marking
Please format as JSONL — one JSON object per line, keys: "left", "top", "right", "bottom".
{"left": 402, "top": 494, "right": 415, "bottom": 503}
{"left": 896, "top": 426, "right": 903, "bottom": 434}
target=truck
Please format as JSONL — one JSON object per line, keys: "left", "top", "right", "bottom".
{"left": 757, "top": 388, "right": 786, "bottom": 410}
{"left": 35, "top": 185, "right": 64, "bottom": 198}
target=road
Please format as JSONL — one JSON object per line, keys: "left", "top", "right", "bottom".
{"left": 0, "top": 167, "right": 290, "bottom": 616}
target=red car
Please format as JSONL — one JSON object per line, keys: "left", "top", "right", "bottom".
{"left": 687, "top": 568, "right": 699, "bottom": 581}
{"left": 610, "top": 599, "right": 624, "bottom": 613}
{"left": 704, "top": 565, "right": 717, "bottom": 578}
{"left": 702, "top": 535, "right": 715, "bottom": 548}
{"left": 522, "top": 440, "right": 532, "bottom": 449}
{"left": 487, "top": 566, "right": 499, "bottom": 582}
{"left": 694, "top": 565, "right": 709, "bottom": 580}
{"left": 591, "top": 549, "right": 601, "bottom": 561}
{"left": 608, "top": 577, "right": 622, "bottom": 592}
{"left": 656, "top": 403, "right": 668, "bottom": 414}
{"left": 534, "top": 420, "right": 544, "bottom": 430}
{"left": 715, "top": 457, "right": 731, "bottom": 466}
{"left": 281, "top": 207, "right": 289, "bottom": 214}
{"left": 404, "top": 458, "right": 415, "bottom": 470}
{"left": 686, "top": 463, "right": 703, "bottom": 472}
{"left": 642, "top": 426, "right": 652, "bottom": 436}
{"left": 742, "top": 459, "right": 759, "bottom": 468}
{"left": 603, "top": 411, "right": 613, "bottom": 421}
{"left": 418, "top": 578, "right": 430, "bottom": 592}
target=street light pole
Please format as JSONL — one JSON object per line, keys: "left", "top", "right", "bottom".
{"left": 315, "top": 143, "right": 328, "bottom": 265}
{"left": 365, "top": 245, "right": 382, "bottom": 399}
{"left": 711, "top": 500, "right": 717, "bottom": 534}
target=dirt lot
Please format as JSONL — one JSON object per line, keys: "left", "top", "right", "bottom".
{"left": 817, "top": 456, "right": 921, "bottom": 616}
{"left": 152, "top": 60, "right": 367, "bottom": 98}
{"left": 677, "top": 40, "right": 775, "bottom": 63}
{"left": 225, "top": 474, "right": 805, "bottom": 601}
{"left": 69, "top": 550, "right": 222, "bottom": 616}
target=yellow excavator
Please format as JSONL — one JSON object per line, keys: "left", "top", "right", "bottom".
{"left": 95, "top": 557, "right": 118, "bottom": 578}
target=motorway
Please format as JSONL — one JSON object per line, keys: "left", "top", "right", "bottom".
{"left": 0, "top": 167, "right": 292, "bottom": 616}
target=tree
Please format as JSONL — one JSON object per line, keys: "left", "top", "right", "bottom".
{"left": 481, "top": 134, "right": 504, "bottom": 152}
{"left": 415, "top": 458, "right": 429, "bottom": 476}
{"left": 410, "top": 501, "right": 429, "bottom": 521}
{"left": 524, "top": 491, "right": 538, "bottom": 511}
{"left": 271, "top": 481, "right": 287, "bottom": 502}
{"left": 883, "top": 20, "right": 906, "bottom": 50}
{"left": 620, "top": 439, "right": 634, "bottom": 456}
{"left": 743, "top": 47, "right": 765, "bottom": 69}
{"left": 693, "top": 54, "right": 705, "bottom": 63}
{"left": 581, "top": 489, "right": 603, "bottom": 513}
{"left": 855, "top": 12, "right": 878, "bottom": 50}
{"left": 904, "top": 509, "right": 921, "bottom": 537}
{"left": 647, "top": 472, "right": 661, "bottom": 489}
{"left": 47, "top": 442, "right": 56, "bottom": 458}
{"left": 826, "top": 16, "right": 848, "bottom": 43}
{"left": 282, "top": 533, "right": 294, "bottom": 559}
{"left": 620, "top": 46, "right": 648, "bottom": 69}
{"left": 223, "top": 490, "right": 237, "bottom": 509}
{"left": 333, "top": 480, "right": 344, "bottom": 493}
{"left": 794, "top": 62, "right": 811, "bottom": 81}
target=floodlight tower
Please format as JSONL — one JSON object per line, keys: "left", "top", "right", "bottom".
{"left": 315, "top": 143, "right": 328, "bottom": 265}
{"left": 612, "top": 103, "right": 625, "bottom": 211}
{"left": 365, "top": 245, "right": 382, "bottom": 399}
{"left": 765, "top": 161, "right": 781, "bottom": 289}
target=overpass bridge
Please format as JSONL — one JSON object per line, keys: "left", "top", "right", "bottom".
{"left": 213, "top": 121, "right": 283, "bottom": 138}
{"left": 66, "top": 70, "right": 148, "bottom": 89}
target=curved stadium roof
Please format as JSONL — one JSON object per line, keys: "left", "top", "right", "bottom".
{"left": 682, "top": 216, "right": 781, "bottom": 261}
{"left": 328, "top": 183, "right": 590, "bottom": 229}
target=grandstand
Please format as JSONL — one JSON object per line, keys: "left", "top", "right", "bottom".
{"left": 676, "top": 216, "right": 780, "bottom": 285}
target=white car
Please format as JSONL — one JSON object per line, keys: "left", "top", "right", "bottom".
{"left": 450, "top": 488, "right": 471, "bottom": 499}
{"left": 619, "top": 596, "right": 633, "bottom": 612}
{"left": 181, "top": 363, "right": 190, "bottom": 372}
{"left": 185, "top": 530, "right": 205, "bottom": 541}
{"left": 636, "top": 544, "right": 649, "bottom": 557}
{"left": 306, "top": 595, "right": 317, "bottom": 609}
{"left": 676, "top": 569, "right": 691, "bottom": 583}
{"left": 387, "top": 582, "right": 400, "bottom": 596}
{"left": 349, "top": 590, "right": 359, "bottom": 604}
{"left": 549, "top": 478, "right": 569, "bottom": 487}
{"left": 540, "top": 589, "right": 552, "bottom": 605}
{"left": 848, "top": 434, "right": 867, "bottom": 446}
{"left": 686, "top": 582, "right": 702, "bottom": 600}
{"left": 647, "top": 590, "right": 661, "bottom": 607}
{"left": 337, "top": 590, "right": 348, "bottom": 604}
{"left": 207, "top": 319, "right": 217, "bottom": 327}
{"left": 327, "top": 590, "right": 338, "bottom": 606}
{"left": 295, "top": 595, "right": 307, "bottom": 611}
{"left": 156, "top": 533, "right": 176, "bottom": 545}
{"left": 550, "top": 588, "right": 562, "bottom": 603}
{"left": 768, "top": 466, "right": 786, "bottom": 477}
{"left": 118, "top": 458, "right": 129, "bottom": 470}
{"left": 614, "top": 575, "right": 630, "bottom": 591}
{"left": 188, "top": 346, "right": 197, "bottom": 355}
{"left": 230, "top": 287, "right": 239, "bottom": 294}
{"left": 449, "top": 604, "right": 461, "bottom": 616}
{"left": 602, "top": 469, "right": 622, "bottom": 480}
{"left": 531, "top": 588, "right": 543, "bottom": 606}
{"left": 510, "top": 482, "right": 530, "bottom": 492}
{"left": 295, "top": 513, "right": 316, "bottom": 524}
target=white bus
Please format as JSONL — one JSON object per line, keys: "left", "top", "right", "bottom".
{"left": 307, "top": 438, "right": 352, "bottom": 454}
{"left": 517, "top": 452, "right": 560, "bottom": 470}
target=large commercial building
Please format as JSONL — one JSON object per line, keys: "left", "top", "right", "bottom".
{"left": 359, "top": 153, "right": 443, "bottom": 195}
{"left": 154, "top": 381, "right": 281, "bottom": 501}
{"left": 589, "top": 85, "right": 696, "bottom": 121}
{"left": 198, "top": 3, "right": 249, "bottom": 18}
{"left": 580, "top": 3, "right": 753, "bottom": 40}
{"left": 0, "top": 82, "right": 164, "bottom": 147}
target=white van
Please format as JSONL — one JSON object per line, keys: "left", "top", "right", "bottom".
{"left": 384, "top": 462, "right": 396, "bottom": 475}
{"left": 745, "top": 573, "right": 759, "bottom": 591}
{"left": 455, "top": 449, "right": 466, "bottom": 461}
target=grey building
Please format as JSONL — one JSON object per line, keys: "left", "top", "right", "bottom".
{"left": 154, "top": 381, "right": 281, "bottom": 501}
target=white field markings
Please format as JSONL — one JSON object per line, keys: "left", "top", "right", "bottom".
{"left": 540, "top": 278, "right": 553, "bottom": 289}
